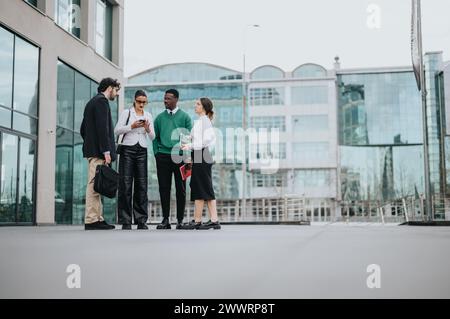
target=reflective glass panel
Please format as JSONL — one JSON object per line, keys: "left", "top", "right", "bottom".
{"left": 0, "top": 134, "right": 18, "bottom": 223}
{"left": 55, "top": 127, "right": 73, "bottom": 224}
{"left": 0, "top": 27, "right": 14, "bottom": 109}
{"left": 13, "top": 37, "right": 39, "bottom": 116}
{"left": 17, "top": 138, "right": 35, "bottom": 223}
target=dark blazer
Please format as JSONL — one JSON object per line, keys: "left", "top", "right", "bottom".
{"left": 80, "top": 93, "right": 117, "bottom": 162}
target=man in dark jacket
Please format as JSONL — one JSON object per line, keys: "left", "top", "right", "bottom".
{"left": 80, "top": 78, "right": 120, "bottom": 230}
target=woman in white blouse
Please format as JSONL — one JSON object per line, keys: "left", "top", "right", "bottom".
{"left": 181, "top": 97, "right": 220, "bottom": 230}
{"left": 114, "top": 90, "right": 155, "bottom": 230}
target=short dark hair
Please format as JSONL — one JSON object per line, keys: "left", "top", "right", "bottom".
{"left": 98, "top": 78, "right": 121, "bottom": 93}
{"left": 165, "top": 89, "right": 179, "bottom": 99}
{"left": 134, "top": 90, "right": 147, "bottom": 99}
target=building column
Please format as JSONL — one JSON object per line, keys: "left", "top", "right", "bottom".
{"left": 112, "top": 2, "right": 124, "bottom": 69}
{"left": 80, "top": 0, "right": 96, "bottom": 47}
{"left": 36, "top": 49, "right": 58, "bottom": 225}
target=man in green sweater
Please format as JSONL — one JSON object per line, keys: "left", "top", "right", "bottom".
{"left": 153, "top": 89, "right": 193, "bottom": 229}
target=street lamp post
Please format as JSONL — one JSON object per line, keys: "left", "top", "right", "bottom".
{"left": 242, "top": 24, "right": 260, "bottom": 220}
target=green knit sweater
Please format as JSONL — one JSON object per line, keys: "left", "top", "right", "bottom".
{"left": 152, "top": 109, "right": 193, "bottom": 155}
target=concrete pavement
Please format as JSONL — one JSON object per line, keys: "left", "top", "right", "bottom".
{"left": 0, "top": 224, "right": 449, "bottom": 299}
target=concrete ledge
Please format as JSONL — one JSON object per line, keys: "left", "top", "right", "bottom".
{"left": 400, "top": 221, "right": 450, "bottom": 226}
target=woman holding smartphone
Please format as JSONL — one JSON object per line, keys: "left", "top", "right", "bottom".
{"left": 181, "top": 97, "right": 220, "bottom": 230}
{"left": 115, "top": 90, "right": 155, "bottom": 230}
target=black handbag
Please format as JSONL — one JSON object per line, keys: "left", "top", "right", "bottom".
{"left": 93, "top": 164, "right": 119, "bottom": 198}
{"left": 116, "top": 109, "right": 131, "bottom": 155}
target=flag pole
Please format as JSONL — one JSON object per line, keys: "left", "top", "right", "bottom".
{"left": 416, "top": 0, "right": 434, "bottom": 221}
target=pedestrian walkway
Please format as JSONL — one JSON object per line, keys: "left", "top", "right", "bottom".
{"left": 0, "top": 225, "right": 449, "bottom": 298}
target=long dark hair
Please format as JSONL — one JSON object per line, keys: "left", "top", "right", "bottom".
{"left": 200, "top": 97, "right": 214, "bottom": 120}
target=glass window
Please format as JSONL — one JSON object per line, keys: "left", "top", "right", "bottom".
{"left": 25, "top": 0, "right": 38, "bottom": 6}
{"left": 17, "top": 138, "right": 35, "bottom": 223}
{"left": 338, "top": 72, "right": 422, "bottom": 146}
{"left": 72, "top": 133, "right": 87, "bottom": 224}
{"left": 0, "top": 134, "right": 18, "bottom": 223}
{"left": 91, "top": 80, "right": 98, "bottom": 97}
{"left": 292, "top": 86, "right": 329, "bottom": 105}
{"left": 251, "top": 143, "right": 286, "bottom": 160}
{"left": 251, "top": 66, "right": 284, "bottom": 80}
{"left": 13, "top": 112, "right": 38, "bottom": 136}
{"left": 294, "top": 170, "right": 332, "bottom": 188}
{"left": 55, "top": 0, "right": 81, "bottom": 38}
{"left": 293, "top": 142, "right": 330, "bottom": 162}
{"left": 293, "top": 64, "right": 327, "bottom": 78}
{"left": 55, "top": 127, "right": 73, "bottom": 224}
{"left": 252, "top": 172, "right": 287, "bottom": 188}
{"left": 57, "top": 62, "right": 75, "bottom": 129}
{"left": 96, "top": 0, "right": 113, "bottom": 60}
{"left": 0, "top": 27, "right": 14, "bottom": 109}
{"left": 13, "top": 37, "right": 39, "bottom": 116}
{"left": 249, "top": 87, "right": 285, "bottom": 106}
{"left": 292, "top": 115, "right": 329, "bottom": 133}
{"left": 56, "top": 61, "right": 116, "bottom": 224}
{"left": 110, "top": 99, "right": 119, "bottom": 126}
{"left": 250, "top": 116, "right": 286, "bottom": 132}
{"left": 340, "top": 145, "right": 424, "bottom": 201}
{"left": 0, "top": 107, "right": 12, "bottom": 128}
{"left": 74, "top": 73, "right": 91, "bottom": 132}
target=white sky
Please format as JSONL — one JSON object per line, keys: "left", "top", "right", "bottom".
{"left": 124, "top": 0, "right": 450, "bottom": 77}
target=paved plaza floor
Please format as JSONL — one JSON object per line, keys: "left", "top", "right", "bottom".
{"left": 1, "top": 224, "right": 449, "bottom": 299}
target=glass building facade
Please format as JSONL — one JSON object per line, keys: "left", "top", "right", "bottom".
{"left": 128, "top": 63, "right": 242, "bottom": 85}
{"left": 125, "top": 61, "right": 449, "bottom": 222}
{"left": 337, "top": 71, "right": 424, "bottom": 204}
{"left": 55, "top": 61, "right": 118, "bottom": 224}
{"left": 0, "top": 25, "right": 39, "bottom": 224}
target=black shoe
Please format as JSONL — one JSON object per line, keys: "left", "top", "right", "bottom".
{"left": 156, "top": 218, "right": 171, "bottom": 230}
{"left": 85, "top": 221, "right": 115, "bottom": 230}
{"left": 122, "top": 224, "right": 132, "bottom": 230}
{"left": 137, "top": 223, "right": 148, "bottom": 230}
{"left": 178, "top": 220, "right": 202, "bottom": 230}
{"left": 198, "top": 220, "right": 221, "bottom": 230}
{"left": 101, "top": 221, "right": 116, "bottom": 229}
{"left": 175, "top": 219, "right": 184, "bottom": 230}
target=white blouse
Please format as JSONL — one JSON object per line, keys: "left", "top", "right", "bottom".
{"left": 114, "top": 108, "right": 155, "bottom": 148}
{"left": 188, "top": 115, "right": 216, "bottom": 151}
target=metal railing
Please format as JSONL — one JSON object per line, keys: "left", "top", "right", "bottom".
{"left": 147, "top": 194, "right": 450, "bottom": 224}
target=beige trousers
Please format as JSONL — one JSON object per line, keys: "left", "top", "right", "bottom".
{"left": 85, "top": 157, "right": 105, "bottom": 224}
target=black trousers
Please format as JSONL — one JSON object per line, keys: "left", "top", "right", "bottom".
{"left": 118, "top": 143, "right": 148, "bottom": 225}
{"left": 155, "top": 153, "right": 186, "bottom": 222}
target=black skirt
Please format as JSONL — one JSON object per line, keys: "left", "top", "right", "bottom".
{"left": 190, "top": 148, "right": 215, "bottom": 201}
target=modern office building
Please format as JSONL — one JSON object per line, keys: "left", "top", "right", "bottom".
{"left": 247, "top": 63, "right": 339, "bottom": 222}
{"left": 337, "top": 66, "right": 424, "bottom": 219}
{"left": 126, "top": 55, "right": 450, "bottom": 222}
{"left": 0, "top": 0, "right": 124, "bottom": 226}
